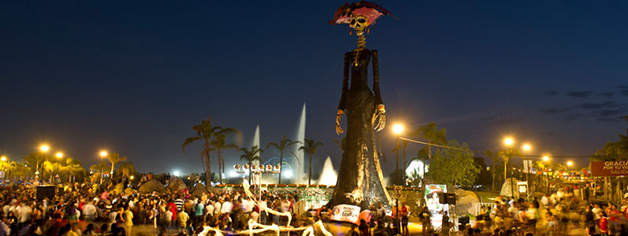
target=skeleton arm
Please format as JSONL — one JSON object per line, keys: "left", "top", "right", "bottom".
{"left": 336, "top": 52, "right": 351, "bottom": 135}
{"left": 372, "top": 50, "right": 386, "bottom": 131}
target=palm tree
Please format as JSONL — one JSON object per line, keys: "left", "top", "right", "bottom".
{"left": 90, "top": 162, "right": 111, "bottom": 184}
{"left": 485, "top": 150, "right": 501, "bottom": 191}
{"left": 22, "top": 153, "right": 45, "bottom": 177}
{"left": 412, "top": 122, "right": 447, "bottom": 179}
{"left": 210, "top": 127, "right": 240, "bottom": 184}
{"left": 299, "top": 139, "right": 324, "bottom": 185}
{"left": 267, "top": 135, "right": 301, "bottom": 184}
{"left": 64, "top": 157, "right": 85, "bottom": 183}
{"left": 240, "top": 146, "right": 264, "bottom": 183}
{"left": 116, "top": 161, "right": 136, "bottom": 179}
{"left": 182, "top": 115, "right": 224, "bottom": 185}
{"left": 107, "top": 152, "right": 127, "bottom": 175}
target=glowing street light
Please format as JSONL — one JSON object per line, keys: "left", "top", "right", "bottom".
{"left": 99, "top": 150, "right": 108, "bottom": 185}
{"left": 392, "top": 124, "right": 404, "bottom": 135}
{"left": 56, "top": 152, "right": 63, "bottom": 158}
{"left": 504, "top": 138, "right": 514, "bottom": 146}
{"left": 542, "top": 156, "right": 550, "bottom": 162}
{"left": 0, "top": 156, "right": 6, "bottom": 162}
{"left": 36, "top": 144, "right": 50, "bottom": 180}
{"left": 567, "top": 161, "right": 573, "bottom": 167}
{"left": 522, "top": 144, "right": 531, "bottom": 151}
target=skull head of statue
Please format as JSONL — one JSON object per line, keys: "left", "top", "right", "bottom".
{"left": 350, "top": 15, "right": 369, "bottom": 35}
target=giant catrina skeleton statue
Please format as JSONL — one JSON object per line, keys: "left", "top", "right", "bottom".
{"left": 328, "top": 1, "right": 395, "bottom": 209}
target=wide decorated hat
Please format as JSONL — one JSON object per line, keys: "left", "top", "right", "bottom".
{"left": 328, "top": 1, "right": 394, "bottom": 25}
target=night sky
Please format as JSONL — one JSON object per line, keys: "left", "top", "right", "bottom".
{"left": 1, "top": 1, "right": 627, "bottom": 176}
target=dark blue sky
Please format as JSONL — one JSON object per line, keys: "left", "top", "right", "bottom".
{"left": 1, "top": 1, "right": 627, "bottom": 175}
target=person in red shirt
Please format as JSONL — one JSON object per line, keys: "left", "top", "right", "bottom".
{"left": 608, "top": 204, "right": 620, "bottom": 235}
{"left": 400, "top": 203, "right": 410, "bottom": 236}
{"left": 167, "top": 200, "right": 177, "bottom": 222}
{"left": 600, "top": 212, "right": 609, "bottom": 236}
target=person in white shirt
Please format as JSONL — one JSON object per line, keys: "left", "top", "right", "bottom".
{"left": 83, "top": 201, "right": 97, "bottom": 221}
{"left": 2, "top": 205, "right": 9, "bottom": 217}
{"left": 259, "top": 197, "right": 268, "bottom": 224}
{"left": 205, "top": 201, "right": 214, "bottom": 218}
{"left": 213, "top": 200, "right": 221, "bottom": 215}
{"left": 241, "top": 197, "right": 254, "bottom": 213}
{"left": 592, "top": 204, "right": 602, "bottom": 227}
{"left": 17, "top": 202, "right": 32, "bottom": 224}
{"left": 221, "top": 198, "right": 233, "bottom": 214}
{"left": 108, "top": 210, "right": 118, "bottom": 227}
{"left": 540, "top": 195, "right": 549, "bottom": 208}
{"left": 0, "top": 216, "right": 10, "bottom": 236}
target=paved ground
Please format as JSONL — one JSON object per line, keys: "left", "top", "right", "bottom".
{"left": 127, "top": 220, "right": 587, "bottom": 236}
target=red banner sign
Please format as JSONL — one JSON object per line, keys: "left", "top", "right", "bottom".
{"left": 591, "top": 161, "right": 628, "bottom": 176}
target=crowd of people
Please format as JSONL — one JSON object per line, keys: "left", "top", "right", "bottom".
{"left": 5, "top": 177, "right": 627, "bottom": 236}
{"left": 455, "top": 185, "right": 628, "bottom": 236}
{"left": 0, "top": 181, "right": 318, "bottom": 236}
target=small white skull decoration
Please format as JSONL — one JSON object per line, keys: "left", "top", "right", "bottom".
{"left": 350, "top": 15, "right": 369, "bottom": 35}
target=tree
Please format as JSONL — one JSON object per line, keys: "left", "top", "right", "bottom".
{"left": 299, "top": 138, "right": 324, "bottom": 185}
{"left": 240, "top": 146, "right": 264, "bottom": 183}
{"left": 473, "top": 157, "right": 492, "bottom": 188}
{"left": 267, "top": 135, "right": 301, "bottom": 184}
{"left": 106, "top": 152, "right": 127, "bottom": 175}
{"left": 115, "top": 161, "right": 136, "bottom": 179}
{"left": 183, "top": 115, "right": 224, "bottom": 185}
{"left": 210, "top": 128, "right": 240, "bottom": 184}
{"left": 485, "top": 150, "right": 502, "bottom": 191}
{"left": 63, "top": 157, "right": 85, "bottom": 183}
{"left": 411, "top": 122, "right": 447, "bottom": 184}
{"left": 90, "top": 162, "right": 111, "bottom": 183}
{"left": 428, "top": 139, "right": 480, "bottom": 188}
{"left": 22, "top": 153, "right": 45, "bottom": 177}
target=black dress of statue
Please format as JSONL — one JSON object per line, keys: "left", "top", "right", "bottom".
{"left": 328, "top": 48, "right": 392, "bottom": 209}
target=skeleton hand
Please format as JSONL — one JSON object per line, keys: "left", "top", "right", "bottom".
{"left": 373, "top": 104, "right": 386, "bottom": 132}
{"left": 336, "top": 109, "right": 345, "bottom": 135}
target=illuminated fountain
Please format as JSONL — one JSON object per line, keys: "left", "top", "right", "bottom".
{"left": 317, "top": 157, "right": 337, "bottom": 186}
{"left": 293, "top": 103, "right": 306, "bottom": 184}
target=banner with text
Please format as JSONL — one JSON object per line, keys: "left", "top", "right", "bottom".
{"left": 329, "top": 204, "right": 361, "bottom": 224}
{"left": 591, "top": 161, "right": 628, "bottom": 176}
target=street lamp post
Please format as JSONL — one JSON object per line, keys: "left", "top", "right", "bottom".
{"left": 567, "top": 161, "right": 574, "bottom": 182}
{"left": 100, "top": 151, "right": 108, "bottom": 185}
{"left": 37, "top": 145, "right": 50, "bottom": 181}
{"left": 503, "top": 138, "right": 514, "bottom": 198}
{"left": 55, "top": 152, "right": 63, "bottom": 184}
{"left": 522, "top": 144, "right": 531, "bottom": 185}
{"left": 542, "top": 155, "right": 550, "bottom": 193}
{"left": 0, "top": 156, "right": 6, "bottom": 181}
{"left": 392, "top": 124, "right": 404, "bottom": 234}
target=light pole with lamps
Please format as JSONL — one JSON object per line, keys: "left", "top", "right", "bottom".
{"left": 392, "top": 124, "right": 404, "bottom": 233}
{"left": 37, "top": 145, "right": 50, "bottom": 181}
{"left": 521, "top": 144, "right": 531, "bottom": 184}
{"left": 503, "top": 138, "right": 515, "bottom": 198}
{"left": 234, "top": 163, "right": 281, "bottom": 206}
{"left": 100, "top": 151, "right": 108, "bottom": 185}
{"left": 542, "top": 155, "right": 550, "bottom": 193}
{"left": 0, "top": 156, "right": 6, "bottom": 181}
{"left": 55, "top": 152, "right": 63, "bottom": 184}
